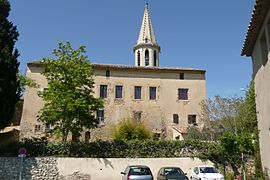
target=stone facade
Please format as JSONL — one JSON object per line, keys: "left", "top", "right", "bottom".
{"left": 20, "top": 63, "right": 206, "bottom": 141}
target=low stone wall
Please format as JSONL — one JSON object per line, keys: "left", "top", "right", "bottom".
{"left": 0, "top": 157, "right": 58, "bottom": 180}
{"left": 0, "top": 157, "right": 212, "bottom": 180}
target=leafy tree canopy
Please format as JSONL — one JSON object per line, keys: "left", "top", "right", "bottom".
{"left": 0, "top": 0, "right": 20, "bottom": 130}
{"left": 38, "top": 42, "right": 103, "bottom": 142}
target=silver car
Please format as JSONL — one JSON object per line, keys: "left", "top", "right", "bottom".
{"left": 121, "top": 165, "right": 154, "bottom": 180}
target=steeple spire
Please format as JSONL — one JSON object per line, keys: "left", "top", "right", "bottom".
{"left": 137, "top": 3, "right": 157, "bottom": 45}
{"left": 134, "top": 3, "right": 160, "bottom": 67}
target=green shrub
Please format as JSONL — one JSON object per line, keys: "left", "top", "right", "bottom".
{"left": 112, "top": 119, "right": 152, "bottom": 141}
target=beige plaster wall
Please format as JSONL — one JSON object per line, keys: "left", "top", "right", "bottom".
{"left": 57, "top": 157, "right": 213, "bottom": 179}
{"left": 252, "top": 41, "right": 270, "bottom": 175}
{"left": 92, "top": 68, "right": 206, "bottom": 140}
{"left": 20, "top": 65, "right": 206, "bottom": 141}
{"left": 251, "top": 9, "right": 270, "bottom": 175}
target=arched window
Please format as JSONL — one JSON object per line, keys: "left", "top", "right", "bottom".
{"left": 154, "top": 50, "right": 157, "bottom": 66}
{"left": 137, "top": 51, "right": 140, "bottom": 66}
{"left": 145, "top": 49, "right": 149, "bottom": 66}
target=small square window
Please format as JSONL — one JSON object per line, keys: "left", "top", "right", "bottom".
{"left": 178, "top": 88, "right": 188, "bottom": 100}
{"left": 188, "top": 114, "right": 197, "bottom": 125}
{"left": 134, "top": 111, "right": 142, "bottom": 122}
{"left": 134, "top": 86, "right": 142, "bottom": 99}
{"left": 173, "top": 114, "right": 179, "bottom": 124}
{"left": 34, "top": 125, "right": 41, "bottom": 132}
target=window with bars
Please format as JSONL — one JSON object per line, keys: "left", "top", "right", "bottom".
{"left": 178, "top": 88, "right": 188, "bottom": 100}
{"left": 149, "top": 87, "right": 156, "bottom": 100}
{"left": 100, "top": 85, "right": 107, "bottom": 98}
{"left": 115, "top": 85, "right": 123, "bottom": 99}
{"left": 134, "top": 86, "right": 142, "bottom": 99}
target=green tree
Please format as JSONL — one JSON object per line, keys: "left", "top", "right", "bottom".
{"left": 38, "top": 42, "right": 103, "bottom": 142}
{"left": 239, "top": 81, "right": 263, "bottom": 178}
{"left": 113, "top": 119, "right": 152, "bottom": 141}
{"left": 0, "top": 0, "right": 20, "bottom": 130}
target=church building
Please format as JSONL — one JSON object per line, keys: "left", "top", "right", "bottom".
{"left": 20, "top": 4, "right": 207, "bottom": 141}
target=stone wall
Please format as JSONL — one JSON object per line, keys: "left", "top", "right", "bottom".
{"left": 0, "top": 157, "right": 59, "bottom": 180}
{"left": 0, "top": 157, "right": 212, "bottom": 180}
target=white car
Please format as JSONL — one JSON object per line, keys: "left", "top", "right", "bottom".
{"left": 190, "top": 166, "right": 224, "bottom": 180}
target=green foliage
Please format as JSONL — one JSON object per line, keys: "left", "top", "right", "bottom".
{"left": 185, "top": 126, "right": 203, "bottom": 140}
{"left": 199, "top": 81, "right": 264, "bottom": 178}
{"left": 0, "top": 138, "right": 205, "bottom": 158}
{"left": 38, "top": 42, "right": 103, "bottom": 142}
{"left": 0, "top": 0, "right": 20, "bottom": 130}
{"left": 113, "top": 119, "right": 152, "bottom": 141}
{"left": 18, "top": 74, "right": 39, "bottom": 94}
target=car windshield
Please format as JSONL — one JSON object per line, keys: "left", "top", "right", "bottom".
{"left": 129, "top": 167, "right": 152, "bottom": 175}
{"left": 164, "top": 168, "right": 184, "bottom": 176}
{"left": 199, "top": 167, "right": 218, "bottom": 173}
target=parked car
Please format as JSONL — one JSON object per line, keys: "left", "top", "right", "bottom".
{"left": 157, "top": 167, "right": 189, "bottom": 180}
{"left": 121, "top": 165, "right": 154, "bottom": 180}
{"left": 190, "top": 166, "right": 224, "bottom": 180}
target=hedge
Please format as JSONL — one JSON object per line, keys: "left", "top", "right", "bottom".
{"left": 0, "top": 138, "right": 210, "bottom": 158}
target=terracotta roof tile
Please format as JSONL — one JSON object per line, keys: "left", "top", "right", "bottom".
{"left": 241, "top": 0, "right": 270, "bottom": 56}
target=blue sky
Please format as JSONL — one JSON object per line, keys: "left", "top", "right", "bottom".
{"left": 9, "top": 0, "right": 255, "bottom": 98}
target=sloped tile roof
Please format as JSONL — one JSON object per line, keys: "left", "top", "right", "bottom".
{"left": 241, "top": 0, "right": 270, "bottom": 56}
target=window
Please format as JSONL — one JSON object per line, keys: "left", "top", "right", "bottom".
{"left": 154, "top": 50, "right": 157, "bottom": 66}
{"left": 179, "top": 73, "right": 184, "bottom": 80}
{"left": 45, "top": 124, "right": 53, "bottom": 132}
{"left": 134, "top": 86, "right": 142, "bottom": 99}
{"left": 173, "top": 114, "right": 179, "bottom": 124}
{"left": 34, "top": 125, "right": 41, "bottom": 132}
{"left": 188, "top": 114, "right": 197, "bottom": 125}
{"left": 85, "top": 131, "right": 91, "bottom": 143}
{"left": 137, "top": 51, "right": 141, "bottom": 66}
{"left": 133, "top": 111, "right": 142, "bottom": 122}
{"left": 100, "top": 85, "right": 107, "bottom": 98}
{"left": 97, "top": 110, "right": 105, "bottom": 124}
{"left": 145, "top": 49, "right": 149, "bottom": 66}
{"left": 72, "top": 134, "right": 78, "bottom": 142}
{"left": 178, "top": 88, "right": 188, "bottom": 100}
{"left": 115, "top": 85, "right": 123, "bottom": 98}
{"left": 149, "top": 87, "right": 156, "bottom": 100}
{"left": 106, "top": 70, "right": 110, "bottom": 77}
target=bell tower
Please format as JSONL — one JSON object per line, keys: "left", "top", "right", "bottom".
{"left": 134, "top": 3, "right": 160, "bottom": 67}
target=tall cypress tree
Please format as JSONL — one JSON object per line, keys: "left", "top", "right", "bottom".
{"left": 0, "top": 0, "right": 20, "bottom": 130}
